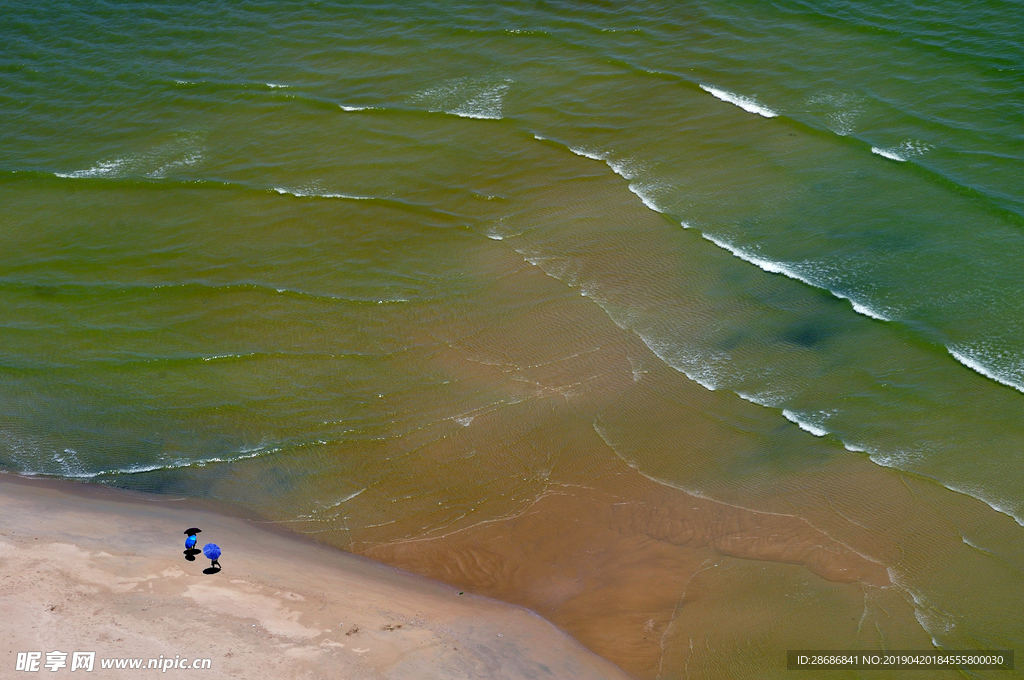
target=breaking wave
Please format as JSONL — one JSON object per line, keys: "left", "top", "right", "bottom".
{"left": 699, "top": 84, "right": 778, "bottom": 118}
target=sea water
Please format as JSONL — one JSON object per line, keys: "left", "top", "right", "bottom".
{"left": 2, "top": 1, "right": 1023, "bottom": 676}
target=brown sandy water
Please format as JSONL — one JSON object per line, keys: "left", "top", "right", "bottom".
{"left": 272, "top": 227, "right": 1020, "bottom": 677}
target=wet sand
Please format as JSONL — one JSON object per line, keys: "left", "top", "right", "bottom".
{"left": 0, "top": 474, "right": 632, "bottom": 680}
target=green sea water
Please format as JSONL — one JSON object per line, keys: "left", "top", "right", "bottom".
{"left": 3, "top": 1, "right": 1024, "bottom": 676}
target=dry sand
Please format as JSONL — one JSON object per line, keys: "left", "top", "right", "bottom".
{"left": 0, "top": 474, "right": 633, "bottom": 679}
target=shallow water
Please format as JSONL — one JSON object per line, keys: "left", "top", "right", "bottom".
{"left": 2, "top": 1, "right": 1023, "bottom": 676}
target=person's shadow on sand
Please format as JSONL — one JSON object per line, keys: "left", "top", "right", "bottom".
{"left": 184, "top": 548, "right": 201, "bottom": 562}
{"left": 202, "top": 565, "right": 221, "bottom": 575}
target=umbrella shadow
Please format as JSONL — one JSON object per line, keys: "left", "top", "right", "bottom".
{"left": 183, "top": 548, "right": 201, "bottom": 562}
{"left": 202, "top": 566, "right": 222, "bottom": 575}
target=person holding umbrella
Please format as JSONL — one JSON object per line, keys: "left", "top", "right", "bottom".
{"left": 184, "top": 528, "right": 202, "bottom": 560}
{"left": 203, "top": 543, "right": 222, "bottom": 572}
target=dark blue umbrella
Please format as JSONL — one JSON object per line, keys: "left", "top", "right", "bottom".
{"left": 203, "top": 543, "right": 221, "bottom": 560}
{"left": 185, "top": 534, "right": 197, "bottom": 550}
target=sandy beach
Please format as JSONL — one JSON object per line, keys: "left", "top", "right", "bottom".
{"left": 0, "top": 474, "right": 633, "bottom": 679}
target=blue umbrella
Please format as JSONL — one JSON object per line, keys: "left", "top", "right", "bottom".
{"left": 203, "top": 543, "right": 221, "bottom": 560}
{"left": 185, "top": 534, "right": 197, "bottom": 550}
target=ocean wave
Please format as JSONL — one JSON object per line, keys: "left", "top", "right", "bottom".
{"left": 321, "top": 488, "right": 367, "bottom": 511}
{"left": 873, "top": 140, "right": 932, "bottom": 162}
{"left": 860, "top": 437, "right": 1024, "bottom": 528}
{"left": 940, "top": 482, "right": 1024, "bottom": 527}
{"left": 411, "top": 76, "right": 512, "bottom": 120}
{"left": 1, "top": 426, "right": 284, "bottom": 480}
{"left": 781, "top": 409, "right": 829, "bottom": 437}
{"left": 563, "top": 145, "right": 665, "bottom": 212}
{"left": 699, "top": 84, "right": 778, "bottom": 118}
{"left": 806, "top": 92, "right": 865, "bottom": 136}
{"left": 266, "top": 83, "right": 289, "bottom": 88}
{"left": 736, "top": 391, "right": 774, "bottom": 407}
{"left": 54, "top": 132, "right": 205, "bottom": 179}
{"left": 605, "top": 157, "right": 641, "bottom": 181}
{"left": 1, "top": 430, "right": 92, "bottom": 478}
{"left": 947, "top": 346, "right": 1024, "bottom": 393}
{"left": 627, "top": 183, "right": 664, "bottom": 213}
{"left": 886, "top": 569, "right": 952, "bottom": 648}
{"left": 272, "top": 187, "right": 372, "bottom": 200}
{"left": 24, "top": 445, "right": 281, "bottom": 480}
{"left": 339, "top": 104, "right": 379, "bottom": 112}
{"left": 568, "top": 145, "right": 608, "bottom": 162}
{"left": 633, "top": 332, "right": 721, "bottom": 391}
{"left": 517, "top": 245, "right": 721, "bottom": 390}
{"left": 559, "top": 133, "right": 899, "bottom": 326}
{"left": 700, "top": 233, "right": 892, "bottom": 321}
{"left": 54, "top": 159, "right": 127, "bottom": 179}
{"left": 200, "top": 352, "right": 260, "bottom": 362}
{"left": 847, "top": 300, "right": 888, "bottom": 321}
{"left": 871, "top": 147, "right": 906, "bottom": 161}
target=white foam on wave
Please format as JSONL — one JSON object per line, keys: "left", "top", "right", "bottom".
{"left": 567, "top": 145, "right": 606, "bottom": 162}
{"left": 635, "top": 332, "right": 720, "bottom": 391}
{"left": 517, "top": 242, "right": 723, "bottom": 391}
{"left": 886, "top": 569, "right": 951, "bottom": 647}
{"left": 150, "top": 150, "right": 203, "bottom": 179}
{"left": 627, "top": 184, "right": 664, "bottom": 213}
{"left": 806, "top": 92, "right": 865, "bottom": 136}
{"left": 857, "top": 439, "right": 1024, "bottom": 528}
{"left": 700, "top": 233, "right": 892, "bottom": 321}
{"left": 959, "top": 532, "right": 1009, "bottom": 561}
{"left": 781, "top": 409, "right": 829, "bottom": 437}
{"left": 848, "top": 300, "right": 889, "bottom": 321}
{"left": 273, "top": 187, "right": 371, "bottom": 200}
{"left": 874, "top": 140, "right": 933, "bottom": 162}
{"left": 605, "top": 158, "right": 640, "bottom": 181}
{"left": 6, "top": 435, "right": 280, "bottom": 480}
{"left": 898, "top": 139, "right": 932, "bottom": 157}
{"left": 943, "top": 482, "right": 1024, "bottom": 527}
{"left": 564, "top": 145, "right": 665, "bottom": 212}
{"left": 703, "top": 232, "right": 809, "bottom": 281}
{"left": 92, "top": 445, "right": 278, "bottom": 478}
{"left": 266, "top": 83, "right": 289, "bottom": 89}
{"left": 54, "top": 159, "right": 127, "bottom": 179}
{"left": 323, "top": 488, "right": 366, "bottom": 510}
{"left": 412, "top": 77, "right": 512, "bottom": 120}
{"left": 451, "top": 80, "right": 510, "bottom": 119}
{"left": 699, "top": 84, "right": 778, "bottom": 118}
{"left": 200, "top": 352, "right": 259, "bottom": 362}
{"left": 340, "top": 104, "right": 378, "bottom": 112}
{"left": 53, "top": 133, "right": 205, "bottom": 180}
{"left": 871, "top": 147, "right": 905, "bottom": 162}
{"left": 948, "top": 346, "right": 1024, "bottom": 394}
{"left": 736, "top": 391, "right": 775, "bottom": 408}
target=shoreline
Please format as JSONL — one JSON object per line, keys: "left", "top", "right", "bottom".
{"left": 0, "top": 472, "right": 633, "bottom": 679}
